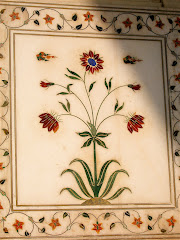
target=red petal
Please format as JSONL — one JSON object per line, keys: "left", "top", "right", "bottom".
{"left": 133, "top": 115, "right": 144, "bottom": 124}
{"left": 97, "top": 64, "right": 103, "bottom": 69}
{"left": 127, "top": 122, "right": 133, "bottom": 133}
{"left": 53, "top": 122, "right": 59, "bottom": 133}
{"left": 48, "top": 119, "right": 56, "bottom": 131}
{"left": 39, "top": 113, "right": 49, "bottom": 118}
{"left": 43, "top": 116, "right": 54, "bottom": 128}
{"left": 97, "top": 59, "right": 104, "bottom": 63}
{"left": 86, "top": 65, "right": 90, "bottom": 71}
{"left": 94, "top": 54, "right": 99, "bottom": 59}
{"left": 129, "top": 120, "right": 138, "bottom": 132}
{"left": 83, "top": 53, "right": 89, "bottom": 58}
{"left": 80, "top": 57, "right": 87, "bottom": 61}
{"left": 89, "top": 50, "right": 94, "bottom": 57}
{"left": 90, "top": 67, "right": 95, "bottom": 74}
{"left": 81, "top": 62, "right": 87, "bottom": 66}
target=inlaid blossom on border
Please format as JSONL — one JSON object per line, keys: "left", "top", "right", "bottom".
{"left": 122, "top": 18, "right": 133, "bottom": 28}
{"left": 9, "top": 12, "right": 20, "bottom": 21}
{"left": 0, "top": 68, "right": 2, "bottom": 74}
{"left": 43, "top": 14, "right": 54, "bottom": 24}
{"left": 36, "top": 52, "right": 56, "bottom": 61}
{"left": 155, "top": 20, "right": 164, "bottom": 29}
{"left": 175, "top": 17, "right": 180, "bottom": 27}
{"left": 175, "top": 73, "right": 180, "bottom": 83}
{"left": 39, "top": 113, "right": 59, "bottom": 133}
{"left": 13, "top": 220, "right": 24, "bottom": 231}
{"left": 40, "top": 81, "right": 54, "bottom": 88}
{"left": 80, "top": 50, "right": 104, "bottom": 74}
{"left": 132, "top": 217, "right": 143, "bottom": 228}
{"left": 173, "top": 38, "right": 180, "bottom": 48}
{"left": 128, "top": 84, "right": 141, "bottom": 91}
{"left": 0, "top": 202, "right": 3, "bottom": 209}
{"left": 166, "top": 216, "right": 176, "bottom": 227}
{"left": 49, "top": 218, "right": 61, "bottom": 230}
{"left": 0, "top": 163, "right": 3, "bottom": 170}
{"left": 92, "top": 222, "right": 103, "bottom": 234}
{"left": 83, "top": 11, "right": 94, "bottom": 21}
{"left": 127, "top": 114, "right": 144, "bottom": 133}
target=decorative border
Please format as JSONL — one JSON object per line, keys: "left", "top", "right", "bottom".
{"left": 0, "top": 3, "right": 179, "bottom": 239}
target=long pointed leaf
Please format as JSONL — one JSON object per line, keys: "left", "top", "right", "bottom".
{"left": 60, "top": 188, "right": 86, "bottom": 200}
{"left": 70, "top": 159, "right": 94, "bottom": 189}
{"left": 67, "top": 68, "right": 81, "bottom": 78}
{"left": 61, "top": 169, "right": 93, "bottom": 198}
{"left": 97, "top": 160, "right": 120, "bottom": 186}
{"left": 106, "top": 187, "right": 131, "bottom": 200}
{"left": 100, "top": 169, "right": 129, "bottom": 198}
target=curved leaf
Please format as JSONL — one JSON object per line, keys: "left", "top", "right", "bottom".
{"left": 61, "top": 169, "right": 92, "bottom": 198}
{"left": 77, "top": 132, "right": 92, "bottom": 137}
{"left": 97, "top": 160, "right": 120, "bottom": 186}
{"left": 89, "top": 81, "right": 96, "bottom": 92}
{"left": 60, "top": 188, "right": 86, "bottom": 200}
{"left": 100, "top": 169, "right": 129, "bottom": 198}
{"left": 96, "top": 132, "right": 111, "bottom": 138}
{"left": 70, "top": 158, "right": 94, "bottom": 189}
{"left": 95, "top": 138, "right": 107, "bottom": 148}
{"left": 106, "top": 187, "right": 131, "bottom": 200}
{"left": 81, "top": 138, "right": 93, "bottom": 148}
{"left": 67, "top": 68, "right": 81, "bottom": 78}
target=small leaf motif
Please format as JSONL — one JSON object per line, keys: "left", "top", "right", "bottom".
{"left": 59, "top": 102, "right": 68, "bottom": 112}
{"left": 104, "top": 212, "right": 110, "bottom": 219}
{"left": 110, "top": 223, "right": 115, "bottom": 229}
{"left": 1, "top": 101, "right": 8, "bottom": 107}
{"left": 96, "top": 132, "right": 111, "bottom": 138}
{"left": 2, "top": 129, "right": 9, "bottom": 135}
{"left": 95, "top": 138, "right": 107, "bottom": 148}
{"left": 101, "top": 15, "right": 107, "bottom": 22}
{"left": 79, "top": 223, "right": 85, "bottom": 230}
{"left": 105, "top": 78, "right": 108, "bottom": 90}
{"left": 66, "top": 99, "right": 70, "bottom": 112}
{"left": 82, "top": 213, "right": 90, "bottom": 218}
{"left": 78, "top": 131, "right": 92, "bottom": 137}
{"left": 2, "top": 80, "right": 8, "bottom": 85}
{"left": 34, "top": 20, "right": 39, "bottom": 25}
{"left": 67, "top": 84, "right": 73, "bottom": 92}
{"left": 81, "top": 138, "right": 93, "bottom": 148}
{"left": 76, "top": 24, "right": 82, "bottom": 30}
{"left": 63, "top": 212, "right": 68, "bottom": 218}
{"left": 72, "top": 14, "right": 77, "bottom": 21}
{"left": 96, "top": 25, "right": 103, "bottom": 31}
{"left": 39, "top": 217, "right": 45, "bottom": 223}
{"left": 57, "top": 92, "right": 69, "bottom": 95}
{"left": 89, "top": 81, "right": 96, "bottom": 92}
{"left": 3, "top": 151, "right": 9, "bottom": 156}
{"left": 67, "top": 68, "right": 81, "bottom": 78}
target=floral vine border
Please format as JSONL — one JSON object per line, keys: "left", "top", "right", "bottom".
{"left": 0, "top": 4, "right": 179, "bottom": 238}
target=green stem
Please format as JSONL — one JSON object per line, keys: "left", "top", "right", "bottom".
{"left": 55, "top": 83, "right": 91, "bottom": 123}
{"left": 97, "top": 114, "right": 126, "bottom": 131}
{"left": 93, "top": 140, "right": 98, "bottom": 197}
{"left": 60, "top": 114, "right": 91, "bottom": 130}
{"left": 83, "top": 72, "right": 94, "bottom": 125}
{"left": 95, "top": 85, "right": 128, "bottom": 127}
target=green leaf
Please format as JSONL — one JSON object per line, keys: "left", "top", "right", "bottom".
{"left": 106, "top": 187, "right": 131, "bottom": 200}
{"left": 77, "top": 132, "right": 92, "bottom": 137}
{"left": 79, "top": 223, "right": 85, "bottom": 230}
{"left": 104, "top": 78, "right": 108, "bottom": 90}
{"left": 95, "top": 138, "right": 107, "bottom": 149}
{"left": 116, "top": 102, "right": 124, "bottom": 112}
{"left": 65, "top": 74, "right": 80, "bottom": 80}
{"left": 109, "top": 78, "right": 112, "bottom": 91}
{"left": 110, "top": 223, "right": 115, "bottom": 229}
{"left": 67, "top": 68, "right": 81, "bottom": 78}
{"left": 100, "top": 170, "right": 129, "bottom": 198}
{"left": 104, "top": 212, "right": 110, "bottom": 219}
{"left": 67, "top": 84, "right": 73, "bottom": 92}
{"left": 66, "top": 99, "right": 70, "bottom": 112}
{"left": 72, "top": 14, "right": 77, "bottom": 21}
{"left": 97, "top": 160, "right": 120, "bottom": 186}
{"left": 70, "top": 158, "right": 94, "bottom": 189}
{"left": 2, "top": 80, "right": 8, "bottom": 85}
{"left": 87, "top": 122, "right": 96, "bottom": 136}
{"left": 114, "top": 99, "right": 118, "bottom": 112}
{"left": 96, "top": 132, "right": 111, "bottom": 138}
{"left": 96, "top": 25, "right": 103, "bottom": 31}
{"left": 39, "top": 217, "right": 45, "bottom": 223}
{"left": 57, "top": 92, "right": 69, "bottom": 95}
{"left": 2, "top": 129, "right": 9, "bottom": 135}
{"left": 61, "top": 169, "right": 93, "bottom": 198}
{"left": 3, "top": 151, "right": 9, "bottom": 156}
{"left": 59, "top": 102, "right": 68, "bottom": 112}
{"left": 76, "top": 24, "right": 82, "bottom": 30}
{"left": 89, "top": 81, "right": 96, "bottom": 92}
{"left": 63, "top": 212, "right": 68, "bottom": 218}
{"left": 1, "top": 101, "right": 8, "bottom": 107}
{"left": 81, "top": 138, "right": 93, "bottom": 148}
{"left": 60, "top": 188, "right": 86, "bottom": 200}
{"left": 82, "top": 213, "right": 90, "bottom": 218}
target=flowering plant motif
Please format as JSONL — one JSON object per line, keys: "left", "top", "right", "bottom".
{"left": 39, "top": 50, "right": 145, "bottom": 204}
{"left": 36, "top": 52, "right": 56, "bottom": 61}
{"left": 123, "top": 55, "right": 142, "bottom": 64}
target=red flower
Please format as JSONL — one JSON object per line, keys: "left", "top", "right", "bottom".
{"left": 49, "top": 218, "right": 61, "bottom": 230}
{"left": 36, "top": 52, "right": 55, "bottom": 61}
{"left": 175, "top": 17, "right": 180, "bottom": 27}
{"left": 175, "top": 73, "right": 180, "bottom": 83}
{"left": 80, "top": 50, "right": 104, "bottom": 74}
{"left": 132, "top": 217, "right": 143, "bottom": 228}
{"left": 0, "top": 68, "right": 2, "bottom": 74}
{"left": 13, "top": 220, "right": 24, "bottom": 231}
{"left": 127, "top": 114, "right": 144, "bottom": 133}
{"left": 128, "top": 84, "right": 141, "bottom": 90}
{"left": 9, "top": 12, "right": 20, "bottom": 21}
{"left": 122, "top": 18, "right": 133, "bottom": 28}
{"left": 39, "top": 113, "right": 59, "bottom": 133}
{"left": 0, "top": 202, "right": 3, "bottom": 209}
{"left": 92, "top": 222, "right": 103, "bottom": 234}
{"left": 155, "top": 20, "right": 164, "bottom": 29}
{"left": 173, "top": 38, "right": 180, "bottom": 48}
{"left": 0, "top": 163, "right": 3, "bottom": 170}
{"left": 43, "top": 14, "right": 54, "bottom": 24}
{"left": 40, "top": 81, "right": 54, "bottom": 88}
{"left": 83, "top": 11, "right": 94, "bottom": 21}
{"left": 167, "top": 216, "right": 176, "bottom": 227}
